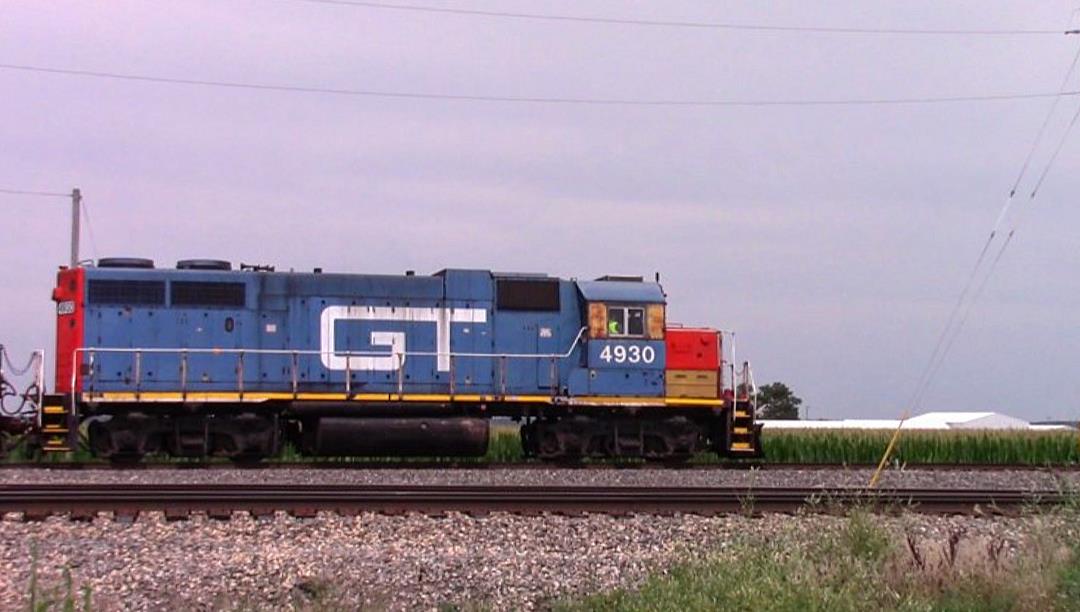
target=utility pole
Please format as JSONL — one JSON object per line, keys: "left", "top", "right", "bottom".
{"left": 69, "top": 188, "right": 81, "bottom": 267}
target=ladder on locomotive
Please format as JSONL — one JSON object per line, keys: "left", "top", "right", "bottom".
{"left": 40, "top": 395, "right": 75, "bottom": 453}
{"left": 727, "top": 361, "right": 761, "bottom": 456}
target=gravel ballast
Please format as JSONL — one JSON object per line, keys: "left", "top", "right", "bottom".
{"left": 0, "top": 511, "right": 1070, "bottom": 611}
{"left": 2, "top": 467, "right": 1076, "bottom": 610}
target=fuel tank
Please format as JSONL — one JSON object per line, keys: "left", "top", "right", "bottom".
{"left": 302, "top": 417, "right": 490, "bottom": 457}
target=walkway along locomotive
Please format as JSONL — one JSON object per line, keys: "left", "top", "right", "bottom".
{"left": 37, "top": 258, "right": 763, "bottom": 462}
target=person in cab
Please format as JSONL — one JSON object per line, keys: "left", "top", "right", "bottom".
{"left": 608, "top": 317, "right": 621, "bottom": 336}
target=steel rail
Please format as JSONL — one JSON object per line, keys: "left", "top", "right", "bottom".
{"left": 0, "top": 461, "right": 1077, "bottom": 472}
{"left": 0, "top": 484, "right": 1070, "bottom": 519}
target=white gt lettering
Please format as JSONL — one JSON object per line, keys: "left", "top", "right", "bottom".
{"left": 320, "top": 305, "right": 487, "bottom": 372}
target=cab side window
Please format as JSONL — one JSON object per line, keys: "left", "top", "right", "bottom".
{"left": 608, "top": 306, "right": 645, "bottom": 337}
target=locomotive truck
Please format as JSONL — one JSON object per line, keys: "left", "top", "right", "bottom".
{"left": 34, "top": 257, "right": 762, "bottom": 462}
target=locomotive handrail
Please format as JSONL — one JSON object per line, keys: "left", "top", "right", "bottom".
{"left": 70, "top": 327, "right": 588, "bottom": 402}
{"left": 72, "top": 326, "right": 587, "bottom": 360}
{"left": 742, "top": 361, "right": 758, "bottom": 415}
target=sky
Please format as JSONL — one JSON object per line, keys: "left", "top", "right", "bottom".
{"left": 2, "top": 1, "right": 1080, "bottom": 421}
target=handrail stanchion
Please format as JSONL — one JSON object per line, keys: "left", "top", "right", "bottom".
{"left": 36, "top": 349, "right": 45, "bottom": 410}
{"left": 134, "top": 350, "right": 142, "bottom": 401}
{"left": 88, "top": 350, "right": 96, "bottom": 392}
{"left": 396, "top": 352, "right": 404, "bottom": 400}
{"left": 237, "top": 351, "right": 245, "bottom": 400}
{"left": 449, "top": 354, "right": 456, "bottom": 399}
{"left": 499, "top": 356, "right": 507, "bottom": 399}
{"left": 69, "top": 349, "right": 78, "bottom": 414}
{"left": 345, "top": 351, "right": 351, "bottom": 397}
{"left": 291, "top": 351, "right": 299, "bottom": 399}
{"left": 549, "top": 356, "right": 557, "bottom": 397}
{"left": 180, "top": 350, "right": 188, "bottom": 401}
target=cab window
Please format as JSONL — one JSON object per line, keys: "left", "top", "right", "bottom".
{"left": 608, "top": 306, "right": 645, "bottom": 337}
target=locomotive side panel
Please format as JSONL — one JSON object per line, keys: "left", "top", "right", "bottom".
{"left": 441, "top": 270, "right": 496, "bottom": 394}
{"left": 490, "top": 276, "right": 583, "bottom": 396}
{"left": 79, "top": 268, "right": 260, "bottom": 394}
{"left": 297, "top": 274, "right": 445, "bottom": 394}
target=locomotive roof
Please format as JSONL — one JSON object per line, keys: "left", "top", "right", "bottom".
{"left": 81, "top": 263, "right": 665, "bottom": 303}
{"left": 576, "top": 280, "right": 665, "bottom": 304}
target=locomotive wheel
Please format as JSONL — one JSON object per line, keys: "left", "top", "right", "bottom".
{"left": 89, "top": 415, "right": 159, "bottom": 461}
{"left": 527, "top": 416, "right": 709, "bottom": 462}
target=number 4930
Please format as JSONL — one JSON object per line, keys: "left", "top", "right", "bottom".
{"left": 598, "top": 344, "right": 656, "bottom": 364}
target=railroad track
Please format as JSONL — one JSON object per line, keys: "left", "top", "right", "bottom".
{"left": 0, "top": 484, "right": 1070, "bottom": 519}
{"left": 2, "top": 461, "right": 1079, "bottom": 471}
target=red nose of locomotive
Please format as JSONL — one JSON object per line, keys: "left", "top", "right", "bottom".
{"left": 52, "top": 266, "right": 85, "bottom": 393}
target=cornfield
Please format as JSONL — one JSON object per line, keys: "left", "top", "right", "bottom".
{"left": 488, "top": 428, "right": 1080, "bottom": 465}
{"left": 760, "top": 429, "right": 1080, "bottom": 465}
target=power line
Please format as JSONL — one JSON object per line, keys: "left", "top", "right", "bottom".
{"left": 904, "top": 36, "right": 1080, "bottom": 413}
{"left": 4, "top": 62, "right": 1080, "bottom": 108}
{"left": 0, "top": 187, "right": 70, "bottom": 198}
{"left": 284, "top": 0, "right": 1080, "bottom": 36}
{"left": 1028, "top": 88, "right": 1080, "bottom": 198}
{"left": 904, "top": 233, "right": 996, "bottom": 414}
{"left": 80, "top": 197, "right": 99, "bottom": 262}
{"left": 912, "top": 227, "right": 1017, "bottom": 407}
{"left": 1007, "top": 42, "right": 1080, "bottom": 198}
{"left": 922, "top": 96, "right": 1080, "bottom": 383}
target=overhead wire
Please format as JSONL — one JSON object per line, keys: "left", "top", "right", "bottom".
{"left": 905, "top": 35, "right": 1080, "bottom": 413}
{"left": 283, "top": 0, "right": 1080, "bottom": 36}
{"left": 925, "top": 98, "right": 1080, "bottom": 380}
{"left": 79, "top": 197, "right": 99, "bottom": 262}
{"left": 1006, "top": 41, "right": 1080, "bottom": 201}
{"left": 903, "top": 235, "right": 996, "bottom": 413}
{"left": 0, "top": 187, "right": 70, "bottom": 198}
{"left": 948, "top": 96, "right": 1080, "bottom": 344}
{"left": 4, "top": 63, "right": 1080, "bottom": 107}
{"left": 923, "top": 65, "right": 1080, "bottom": 395}
{"left": 0, "top": 186, "right": 94, "bottom": 260}
{"left": 1027, "top": 87, "right": 1080, "bottom": 198}
{"left": 928, "top": 228, "right": 1018, "bottom": 386}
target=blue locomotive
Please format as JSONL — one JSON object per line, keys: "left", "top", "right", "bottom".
{"left": 42, "top": 257, "right": 761, "bottom": 461}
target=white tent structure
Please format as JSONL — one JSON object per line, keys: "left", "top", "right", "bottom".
{"left": 760, "top": 411, "right": 1069, "bottom": 431}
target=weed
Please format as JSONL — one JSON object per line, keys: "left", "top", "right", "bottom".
{"left": 842, "top": 509, "right": 890, "bottom": 562}
{"left": 26, "top": 547, "right": 91, "bottom": 612}
{"left": 562, "top": 514, "right": 1080, "bottom": 612}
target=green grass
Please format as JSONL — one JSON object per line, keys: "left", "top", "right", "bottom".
{"left": 559, "top": 510, "right": 1080, "bottom": 612}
